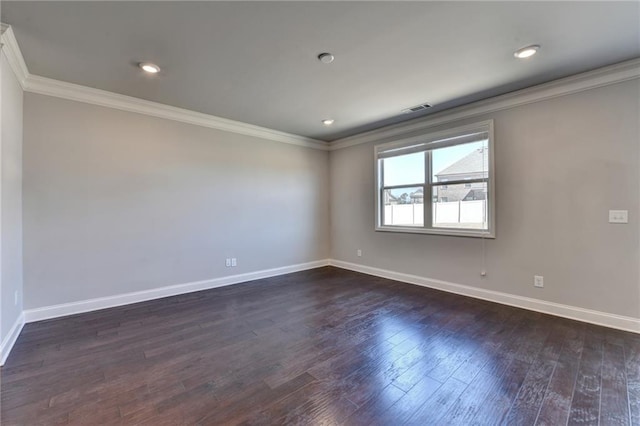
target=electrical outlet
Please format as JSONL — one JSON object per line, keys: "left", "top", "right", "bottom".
{"left": 14, "top": 291, "right": 18, "bottom": 306}
{"left": 534, "top": 275, "right": 544, "bottom": 288}
{"left": 357, "top": 249, "right": 362, "bottom": 257}
{"left": 231, "top": 258, "right": 237, "bottom": 267}
{"left": 225, "top": 258, "right": 231, "bottom": 267}
{"left": 609, "top": 210, "right": 628, "bottom": 224}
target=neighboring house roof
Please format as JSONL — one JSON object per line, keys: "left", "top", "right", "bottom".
{"left": 436, "top": 148, "right": 488, "bottom": 180}
{"left": 384, "top": 192, "right": 400, "bottom": 203}
{"left": 438, "top": 186, "right": 471, "bottom": 201}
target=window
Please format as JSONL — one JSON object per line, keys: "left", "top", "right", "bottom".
{"left": 375, "top": 120, "right": 495, "bottom": 238}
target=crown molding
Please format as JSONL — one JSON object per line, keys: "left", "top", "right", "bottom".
{"left": 0, "top": 24, "right": 328, "bottom": 151}
{"left": 24, "top": 75, "right": 329, "bottom": 150}
{"left": 0, "top": 25, "right": 29, "bottom": 88}
{"left": 329, "top": 58, "right": 640, "bottom": 151}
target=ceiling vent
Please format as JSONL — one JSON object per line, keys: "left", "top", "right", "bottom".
{"left": 402, "top": 103, "right": 432, "bottom": 114}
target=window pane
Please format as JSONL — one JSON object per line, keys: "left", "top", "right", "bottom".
{"left": 432, "top": 182, "right": 487, "bottom": 230}
{"left": 383, "top": 187, "right": 424, "bottom": 226}
{"left": 383, "top": 152, "right": 425, "bottom": 186}
{"left": 432, "top": 140, "right": 488, "bottom": 182}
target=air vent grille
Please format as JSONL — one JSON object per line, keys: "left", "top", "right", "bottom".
{"left": 402, "top": 103, "right": 432, "bottom": 114}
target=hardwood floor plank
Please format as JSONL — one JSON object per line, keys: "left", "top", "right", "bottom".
{"left": 405, "top": 377, "right": 468, "bottom": 425}
{"left": 471, "top": 358, "right": 531, "bottom": 425}
{"left": 600, "top": 342, "right": 630, "bottom": 425}
{"left": 376, "top": 376, "right": 443, "bottom": 424}
{"left": 535, "top": 324, "right": 586, "bottom": 426}
{"left": 449, "top": 312, "right": 525, "bottom": 385}
{"left": 502, "top": 323, "right": 568, "bottom": 425}
{"left": 237, "top": 380, "right": 358, "bottom": 426}
{"left": 623, "top": 336, "right": 640, "bottom": 426}
{"left": 567, "top": 325, "right": 605, "bottom": 426}
{"left": 438, "top": 369, "right": 508, "bottom": 425}
{"left": 343, "top": 383, "right": 406, "bottom": 426}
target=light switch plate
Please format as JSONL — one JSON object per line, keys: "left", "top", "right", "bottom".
{"left": 609, "top": 210, "right": 628, "bottom": 224}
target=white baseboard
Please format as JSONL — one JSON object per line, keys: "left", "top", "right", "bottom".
{"left": 1, "top": 312, "right": 25, "bottom": 366}
{"left": 11, "top": 257, "right": 638, "bottom": 366}
{"left": 329, "top": 259, "right": 640, "bottom": 334}
{"left": 23, "top": 260, "right": 329, "bottom": 323}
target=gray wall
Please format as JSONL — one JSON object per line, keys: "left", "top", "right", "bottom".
{"left": 1, "top": 52, "right": 24, "bottom": 342}
{"left": 330, "top": 79, "right": 640, "bottom": 319}
{"left": 16, "top": 68, "right": 640, "bottom": 322}
{"left": 23, "top": 93, "right": 329, "bottom": 309}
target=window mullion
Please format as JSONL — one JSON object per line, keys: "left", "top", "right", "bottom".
{"left": 382, "top": 183, "right": 428, "bottom": 190}
{"left": 425, "top": 150, "right": 432, "bottom": 230}
{"left": 431, "top": 178, "right": 488, "bottom": 186}
{"left": 379, "top": 160, "right": 385, "bottom": 227}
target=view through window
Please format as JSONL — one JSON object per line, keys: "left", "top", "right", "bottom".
{"left": 375, "top": 121, "right": 494, "bottom": 237}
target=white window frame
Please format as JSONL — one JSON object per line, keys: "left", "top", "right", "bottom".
{"left": 374, "top": 120, "right": 495, "bottom": 238}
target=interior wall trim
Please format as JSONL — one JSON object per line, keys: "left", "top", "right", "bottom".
{"left": 0, "top": 312, "right": 25, "bottom": 366}
{"left": 329, "top": 259, "right": 640, "bottom": 334}
{"left": 23, "top": 75, "right": 329, "bottom": 150}
{"left": 22, "top": 260, "right": 330, "bottom": 324}
{"left": 0, "top": 25, "right": 28, "bottom": 88}
{"left": 0, "top": 24, "right": 28, "bottom": 368}
{"left": 0, "top": 25, "right": 328, "bottom": 151}
{"left": 329, "top": 58, "right": 640, "bottom": 150}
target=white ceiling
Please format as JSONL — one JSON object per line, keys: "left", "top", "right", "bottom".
{"left": 2, "top": 1, "right": 639, "bottom": 141}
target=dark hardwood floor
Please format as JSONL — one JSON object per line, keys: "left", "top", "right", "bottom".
{"left": 1, "top": 267, "right": 638, "bottom": 425}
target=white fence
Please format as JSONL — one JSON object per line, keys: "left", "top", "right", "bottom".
{"left": 384, "top": 200, "right": 486, "bottom": 227}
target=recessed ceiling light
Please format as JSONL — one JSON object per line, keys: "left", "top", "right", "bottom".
{"left": 318, "top": 53, "right": 335, "bottom": 64}
{"left": 322, "top": 119, "right": 334, "bottom": 126}
{"left": 139, "top": 62, "right": 161, "bottom": 73}
{"left": 514, "top": 45, "right": 540, "bottom": 59}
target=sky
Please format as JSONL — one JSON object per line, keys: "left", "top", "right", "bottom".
{"left": 383, "top": 140, "right": 487, "bottom": 187}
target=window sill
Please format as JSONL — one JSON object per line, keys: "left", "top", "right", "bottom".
{"left": 375, "top": 225, "right": 495, "bottom": 239}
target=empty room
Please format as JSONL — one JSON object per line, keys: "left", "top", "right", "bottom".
{"left": 1, "top": 1, "right": 639, "bottom": 425}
